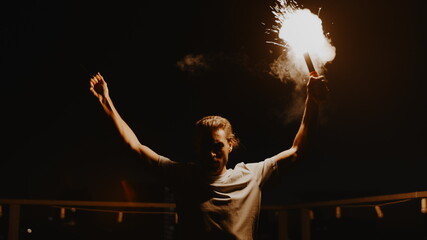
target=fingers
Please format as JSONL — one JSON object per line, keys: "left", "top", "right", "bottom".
{"left": 89, "top": 72, "right": 105, "bottom": 86}
{"left": 89, "top": 73, "right": 105, "bottom": 97}
{"left": 307, "top": 74, "right": 329, "bottom": 102}
{"left": 308, "top": 74, "right": 326, "bottom": 87}
{"left": 95, "top": 72, "right": 103, "bottom": 81}
{"left": 309, "top": 74, "right": 325, "bottom": 81}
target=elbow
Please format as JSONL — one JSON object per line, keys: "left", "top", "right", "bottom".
{"left": 130, "top": 142, "right": 143, "bottom": 153}
{"left": 290, "top": 146, "right": 299, "bottom": 162}
{"left": 292, "top": 144, "right": 311, "bottom": 162}
{"left": 125, "top": 140, "right": 141, "bottom": 153}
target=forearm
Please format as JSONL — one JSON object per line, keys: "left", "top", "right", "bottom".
{"left": 273, "top": 74, "right": 326, "bottom": 171}
{"left": 89, "top": 73, "right": 159, "bottom": 162}
{"left": 272, "top": 95, "right": 319, "bottom": 168}
{"left": 100, "top": 96, "right": 143, "bottom": 151}
{"left": 99, "top": 96, "right": 160, "bottom": 162}
{"left": 292, "top": 96, "right": 319, "bottom": 154}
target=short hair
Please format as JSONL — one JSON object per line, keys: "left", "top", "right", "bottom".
{"left": 194, "top": 115, "right": 240, "bottom": 148}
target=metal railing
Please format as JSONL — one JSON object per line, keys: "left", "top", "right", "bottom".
{"left": 1, "top": 190, "right": 426, "bottom": 240}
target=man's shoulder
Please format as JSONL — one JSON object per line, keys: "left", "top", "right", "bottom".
{"left": 233, "top": 158, "right": 274, "bottom": 170}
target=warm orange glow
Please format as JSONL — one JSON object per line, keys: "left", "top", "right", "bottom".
{"left": 422, "top": 198, "right": 427, "bottom": 214}
{"left": 335, "top": 206, "right": 341, "bottom": 219}
{"left": 375, "top": 205, "right": 384, "bottom": 218}
{"left": 121, "top": 180, "right": 137, "bottom": 202}
{"left": 309, "top": 209, "right": 314, "bottom": 219}
{"left": 60, "top": 207, "right": 66, "bottom": 219}
{"left": 117, "top": 211, "right": 124, "bottom": 223}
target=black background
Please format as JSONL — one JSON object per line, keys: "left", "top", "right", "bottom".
{"left": 1, "top": 0, "right": 426, "bottom": 206}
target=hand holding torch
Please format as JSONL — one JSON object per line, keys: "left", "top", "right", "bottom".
{"left": 304, "top": 51, "right": 329, "bottom": 101}
{"left": 274, "top": 5, "right": 334, "bottom": 100}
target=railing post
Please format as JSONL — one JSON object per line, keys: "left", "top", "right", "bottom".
{"left": 277, "top": 210, "right": 289, "bottom": 240}
{"left": 8, "top": 204, "right": 20, "bottom": 240}
{"left": 300, "top": 208, "right": 311, "bottom": 240}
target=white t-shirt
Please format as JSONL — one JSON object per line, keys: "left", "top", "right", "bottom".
{"left": 156, "top": 156, "right": 278, "bottom": 240}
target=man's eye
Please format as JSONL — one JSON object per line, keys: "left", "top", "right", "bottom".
{"left": 213, "top": 143, "right": 224, "bottom": 150}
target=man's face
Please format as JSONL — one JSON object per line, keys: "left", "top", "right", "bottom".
{"left": 195, "top": 128, "right": 232, "bottom": 176}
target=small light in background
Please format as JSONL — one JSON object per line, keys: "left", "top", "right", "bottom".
{"left": 375, "top": 206, "right": 384, "bottom": 218}
{"left": 309, "top": 210, "right": 314, "bottom": 220}
{"left": 60, "top": 207, "right": 66, "bottom": 219}
{"left": 117, "top": 212, "right": 123, "bottom": 223}
{"left": 421, "top": 198, "right": 427, "bottom": 214}
{"left": 335, "top": 206, "right": 341, "bottom": 219}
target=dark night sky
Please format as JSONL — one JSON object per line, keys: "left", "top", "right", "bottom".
{"left": 1, "top": 0, "right": 426, "bottom": 205}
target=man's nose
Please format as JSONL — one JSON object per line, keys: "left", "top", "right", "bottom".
{"left": 210, "top": 151, "right": 216, "bottom": 157}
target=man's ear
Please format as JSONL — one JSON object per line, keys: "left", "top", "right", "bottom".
{"left": 228, "top": 138, "right": 234, "bottom": 152}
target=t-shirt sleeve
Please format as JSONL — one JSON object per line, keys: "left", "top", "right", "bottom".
{"left": 155, "top": 155, "right": 179, "bottom": 174}
{"left": 157, "top": 155, "right": 174, "bottom": 167}
{"left": 244, "top": 158, "right": 278, "bottom": 187}
{"left": 155, "top": 155, "right": 186, "bottom": 184}
{"left": 260, "top": 158, "right": 278, "bottom": 187}
{"left": 249, "top": 158, "right": 277, "bottom": 187}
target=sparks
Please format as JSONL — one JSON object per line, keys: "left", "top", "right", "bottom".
{"left": 268, "top": 0, "right": 335, "bottom": 77}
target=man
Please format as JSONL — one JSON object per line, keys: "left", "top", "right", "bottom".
{"left": 89, "top": 72, "right": 327, "bottom": 239}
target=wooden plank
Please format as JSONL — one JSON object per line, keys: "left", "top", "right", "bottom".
{"left": 0, "top": 199, "right": 175, "bottom": 208}
{"left": 1, "top": 191, "right": 426, "bottom": 210}
{"left": 262, "top": 191, "right": 427, "bottom": 210}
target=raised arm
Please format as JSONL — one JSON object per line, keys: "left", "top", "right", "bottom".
{"left": 271, "top": 74, "right": 328, "bottom": 170}
{"left": 89, "top": 72, "right": 160, "bottom": 164}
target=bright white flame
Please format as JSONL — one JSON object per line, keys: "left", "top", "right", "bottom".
{"left": 270, "top": 0, "right": 335, "bottom": 79}
{"left": 267, "top": 0, "right": 336, "bottom": 124}
{"left": 279, "top": 8, "right": 325, "bottom": 54}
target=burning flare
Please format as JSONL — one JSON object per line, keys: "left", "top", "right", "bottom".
{"left": 269, "top": 0, "right": 335, "bottom": 81}
{"left": 278, "top": 8, "right": 328, "bottom": 56}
